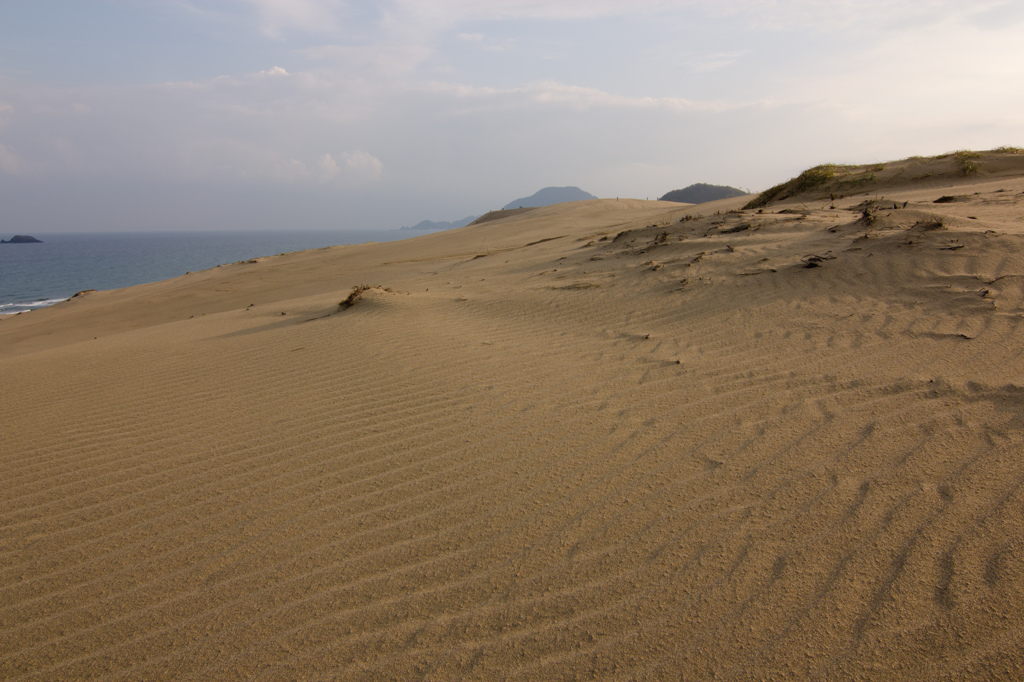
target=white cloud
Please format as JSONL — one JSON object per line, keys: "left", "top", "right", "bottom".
{"left": 0, "top": 102, "right": 13, "bottom": 131}
{"left": 388, "top": 0, "right": 689, "bottom": 24}
{"left": 233, "top": 0, "right": 1016, "bottom": 41}
{"left": 318, "top": 152, "right": 340, "bottom": 177}
{"left": 424, "top": 80, "right": 743, "bottom": 113}
{"left": 280, "top": 158, "right": 309, "bottom": 179}
{"left": 453, "top": 32, "right": 504, "bottom": 53}
{"left": 240, "top": 0, "right": 345, "bottom": 37}
{"left": 0, "top": 143, "right": 25, "bottom": 175}
{"left": 343, "top": 150, "right": 382, "bottom": 180}
{"left": 758, "top": 9, "right": 1024, "bottom": 128}
{"left": 687, "top": 51, "right": 748, "bottom": 74}
{"left": 260, "top": 66, "right": 289, "bottom": 76}
{"left": 299, "top": 44, "right": 434, "bottom": 76}
{"left": 526, "top": 81, "right": 698, "bottom": 111}
{"left": 656, "top": 0, "right": 1014, "bottom": 33}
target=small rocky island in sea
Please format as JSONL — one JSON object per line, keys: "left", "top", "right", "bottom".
{"left": 0, "top": 235, "right": 43, "bottom": 243}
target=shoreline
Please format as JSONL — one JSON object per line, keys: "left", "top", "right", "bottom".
{"left": 0, "top": 228, "right": 417, "bottom": 318}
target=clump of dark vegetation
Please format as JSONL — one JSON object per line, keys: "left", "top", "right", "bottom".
{"left": 994, "top": 146, "right": 1024, "bottom": 154}
{"left": 801, "top": 253, "right": 836, "bottom": 269}
{"left": 720, "top": 223, "right": 751, "bottom": 234}
{"left": 934, "top": 195, "right": 959, "bottom": 203}
{"left": 339, "top": 285, "right": 393, "bottom": 309}
{"left": 954, "top": 150, "right": 981, "bottom": 176}
{"left": 744, "top": 164, "right": 851, "bottom": 209}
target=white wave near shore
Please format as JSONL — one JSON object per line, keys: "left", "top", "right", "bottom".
{"left": 0, "top": 298, "right": 67, "bottom": 315}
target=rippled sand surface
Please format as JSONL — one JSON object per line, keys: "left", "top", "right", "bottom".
{"left": 4, "top": 152, "right": 1024, "bottom": 679}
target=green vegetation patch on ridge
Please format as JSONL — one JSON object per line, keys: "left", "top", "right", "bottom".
{"left": 743, "top": 147, "right": 1023, "bottom": 209}
{"left": 954, "top": 150, "right": 981, "bottom": 176}
{"left": 743, "top": 164, "right": 852, "bottom": 209}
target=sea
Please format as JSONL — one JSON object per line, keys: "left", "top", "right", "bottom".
{"left": 0, "top": 230, "right": 414, "bottom": 316}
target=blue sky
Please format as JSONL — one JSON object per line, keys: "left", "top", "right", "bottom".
{"left": 1, "top": 0, "right": 1023, "bottom": 232}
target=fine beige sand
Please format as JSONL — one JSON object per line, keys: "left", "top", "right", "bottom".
{"left": 3, "top": 151, "right": 1024, "bottom": 679}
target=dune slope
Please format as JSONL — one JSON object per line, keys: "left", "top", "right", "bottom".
{"left": 3, "top": 157, "right": 1024, "bottom": 679}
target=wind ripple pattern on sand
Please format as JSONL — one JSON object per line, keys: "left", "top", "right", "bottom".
{"left": 3, "top": 192, "right": 1024, "bottom": 679}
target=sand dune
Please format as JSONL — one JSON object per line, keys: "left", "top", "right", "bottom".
{"left": 3, "top": 151, "right": 1024, "bottom": 679}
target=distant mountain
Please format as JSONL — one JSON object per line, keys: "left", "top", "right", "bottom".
{"left": 502, "top": 186, "right": 597, "bottom": 210}
{"left": 658, "top": 183, "right": 746, "bottom": 204}
{"left": 400, "top": 215, "right": 478, "bottom": 231}
{"left": 0, "top": 234, "right": 43, "bottom": 243}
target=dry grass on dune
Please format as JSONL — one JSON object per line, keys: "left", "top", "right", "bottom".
{"left": 744, "top": 146, "right": 1024, "bottom": 209}
{"left": 3, "top": 151, "right": 1024, "bottom": 679}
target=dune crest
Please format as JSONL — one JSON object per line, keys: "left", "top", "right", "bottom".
{"left": 3, "top": 152, "right": 1024, "bottom": 679}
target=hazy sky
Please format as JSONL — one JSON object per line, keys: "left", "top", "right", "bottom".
{"left": 2, "top": 0, "right": 1023, "bottom": 232}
